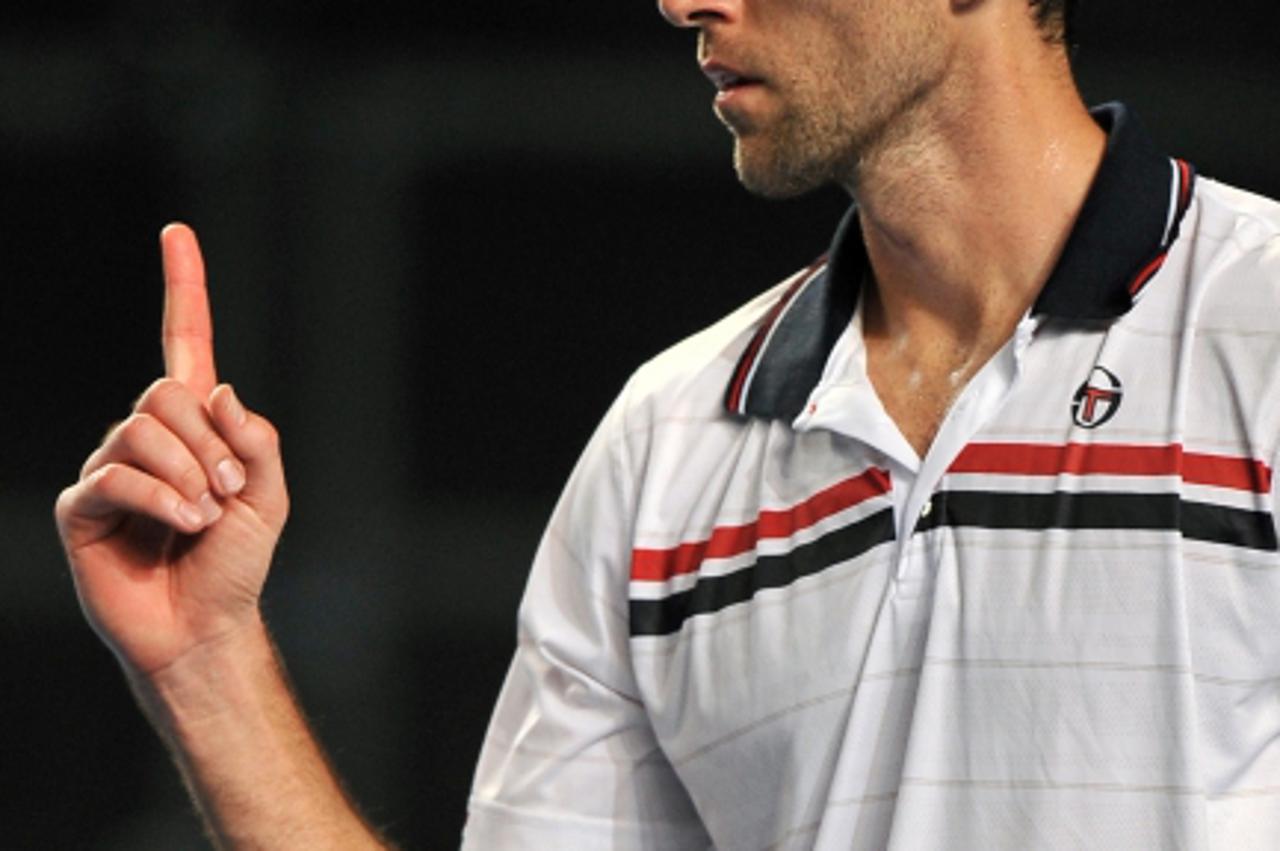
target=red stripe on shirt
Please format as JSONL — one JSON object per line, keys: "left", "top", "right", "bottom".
{"left": 1128, "top": 250, "right": 1168, "bottom": 296}
{"left": 950, "top": 442, "right": 1271, "bottom": 494}
{"left": 631, "top": 467, "right": 891, "bottom": 582}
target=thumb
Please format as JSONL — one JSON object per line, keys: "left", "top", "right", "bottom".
{"left": 208, "top": 384, "right": 289, "bottom": 531}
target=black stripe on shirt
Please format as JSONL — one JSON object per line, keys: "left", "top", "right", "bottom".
{"left": 918, "top": 490, "right": 1277, "bottom": 552}
{"left": 629, "top": 507, "right": 896, "bottom": 637}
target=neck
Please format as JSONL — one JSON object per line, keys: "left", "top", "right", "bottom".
{"left": 848, "top": 18, "right": 1106, "bottom": 356}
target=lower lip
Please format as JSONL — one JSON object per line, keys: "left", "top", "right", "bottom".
{"left": 714, "top": 82, "right": 764, "bottom": 110}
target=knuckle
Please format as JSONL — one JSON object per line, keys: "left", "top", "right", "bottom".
{"left": 178, "top": 462, "right": 208, "bottom": 494}
{"left": 194, "top": 427, "right": 229, "bottom": 460}
{"left": 79, "top": 447, "right": 105, "bottom": 480}
{"left": 149, "top": 478, "right": 175, "bottom": 510}
{"left": 53, "top": 484, "right": 78, "bottom": 523}
{"left": 257, "top": 419, "right": 281, "bottom": 452}
{"left": 90, "top": 462, "right": 125, "bottom": 493}
{"left": 115, "top": 413, "right": 156, "bottom": 452}
{"left": 100, "top": 417, "right": 124, "bottom": 444}
{"left": 137, "top": 377, "right": 187, "bottom": 413}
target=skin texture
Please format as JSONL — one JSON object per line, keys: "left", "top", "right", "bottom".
{"left": 685, "top": 0, "right": 953, "bottom": 197}
{"left": 55, "top": 226, "right": 390, "bottom": 849}
{"left": 56, "top": 0, "right": 1108, "bottom": 845}
{"left": 662, "top": 0, "right": 1106, "bottom": 456}
{"left": 58, "top": 225, "right": 285, "bottom": 678}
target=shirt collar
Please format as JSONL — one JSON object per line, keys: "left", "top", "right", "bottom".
{"left": 725, "top": 102, "right": 1197, "bottom": 421}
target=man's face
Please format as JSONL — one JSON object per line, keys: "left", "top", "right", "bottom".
{"left": 662, "top": 0, "right": 954, "bottom": 197}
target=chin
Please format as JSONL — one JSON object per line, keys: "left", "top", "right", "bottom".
{"left": 733, "top": 140, "right": 831, "bottom": 199}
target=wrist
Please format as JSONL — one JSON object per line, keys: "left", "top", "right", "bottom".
{"left": 127, "top": 613, "right": 276, "bottom": 740}
{"left": 123, "top": 613, "right": 389, "bottom": 848}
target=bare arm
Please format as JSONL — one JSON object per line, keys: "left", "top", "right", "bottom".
{"left": 131, "top": 618, "right": 387, "bottom": 850}
{"left": 55, "top": 224, "right": 391, "bottom": 849}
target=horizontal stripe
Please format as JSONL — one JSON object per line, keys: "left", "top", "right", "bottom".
{"left": 950, "top": 442, "right": 1272, "bottom": 494}
{"left": 918, "top": 491, "right": 1277, "bottom": 552}
{"left": 900, "top": 776, "right": 1202, "bottom": 798}
{"left": 921, "top": 656, "right": 1280, "bottom": 690}
{"left": 672, "top": 684, "right": 857, "bottom": 766}
{"left": 630, "top": 467, "right": 891, "bottom": 583}
{"left": 630, "top": 507, "right": 895, "bottom": 637}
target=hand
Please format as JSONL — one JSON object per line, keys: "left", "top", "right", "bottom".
{"left": 55, "top": 224, "right": 289, "bottom": 678}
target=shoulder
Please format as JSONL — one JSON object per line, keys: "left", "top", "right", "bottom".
{"left": 558, "top": 262, "right": 818, "bottom": 508}
{"left": 1159, "top": 179, "right": 1280, "bottom": 457}
{"left": 1188, "top": 178, "right": 1280, "bottom": 279}
{"left": 532, "top": 264, "right": 818, "bottom": 591}
{"left": 1194, "top": 178, "right": 1280, "bottom": 237}
{"left": 611, "top": 265, "right": 816, "bottom": 433}
{"left": 1178, "top": 177, "right": 1280, "bottom": 318}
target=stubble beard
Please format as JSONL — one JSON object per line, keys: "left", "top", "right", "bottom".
{"left": 727, "top": 19, "right": 950, "bottom": 200}
{"left": 728, "top": 103, "right": 858, "bottom": 199}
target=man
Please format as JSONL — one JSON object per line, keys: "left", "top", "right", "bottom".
{"left": 56, "top": 0, "right": 1280, "bottom": 848}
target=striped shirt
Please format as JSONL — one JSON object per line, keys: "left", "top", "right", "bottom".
{"left": 463, "top": 103, "right": 1280, "bottom": 849}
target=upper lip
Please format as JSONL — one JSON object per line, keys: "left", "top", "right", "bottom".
{"left": 701, "top": 60, "right": 760, "bottom": 92}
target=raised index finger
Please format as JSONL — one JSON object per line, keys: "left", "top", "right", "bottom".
{"left": 160, "top": 223, "right": 217, "bottom": 401}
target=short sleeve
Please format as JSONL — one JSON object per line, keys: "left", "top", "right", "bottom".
{"left": 1272, "top": 443, "right": 1280, "bottom": 546}
{"left": 461, "top": 387, "right": 712, "bottom": 850}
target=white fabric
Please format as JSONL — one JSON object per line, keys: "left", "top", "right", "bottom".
{"left": 463, "top": 178, "right": 1280, "bottom": 849}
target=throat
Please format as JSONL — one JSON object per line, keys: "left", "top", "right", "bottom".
{"left": 866, "top": 345, "right": 982, "bottom": 459}
{"left": 858, "top": 273, "right": 1032, "bottom": 459}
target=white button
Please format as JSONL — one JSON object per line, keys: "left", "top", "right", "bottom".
{"left": 920, "top": 498, "right": 934, "bottom": 519}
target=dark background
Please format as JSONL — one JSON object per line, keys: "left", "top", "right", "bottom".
{"left": 1, "top": 2, "right": 1277, "bottom": 847}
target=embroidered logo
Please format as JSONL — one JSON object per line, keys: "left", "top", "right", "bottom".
{"left": 1072, "top": 366, "right": 1123, "bottom": 429}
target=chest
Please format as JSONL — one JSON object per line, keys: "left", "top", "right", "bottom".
{"left": 866, "top": 367, "right": 960, "bottom": 459}
{"left": 624, "top": 323, "right": 1280, "bottom": 846}
{"left": 863, "top": 333, "right": 1005, "bottom": 460}
{"left": 628, "top": 438, "right": 1280, "bottom": 849}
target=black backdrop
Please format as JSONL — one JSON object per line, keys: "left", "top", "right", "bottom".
{"left": 2, "top": 2, "right": 1278, "bottom": 847}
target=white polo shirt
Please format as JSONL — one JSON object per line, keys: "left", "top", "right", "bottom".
{"left": 463, "top": 104, "right": 1280, "bottom": 849}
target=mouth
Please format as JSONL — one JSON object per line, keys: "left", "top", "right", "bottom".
{"left": 701, "top": 61, "right": 764, "bottom": 93}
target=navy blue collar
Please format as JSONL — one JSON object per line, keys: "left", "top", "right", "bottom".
{"left": 725, "top": 102, "right": 1196, "bottom": 421}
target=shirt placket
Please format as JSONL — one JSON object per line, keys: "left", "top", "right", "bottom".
{"left": 894, "top": 315, "right": 1037, "bottom": 597}
{"left": 798, "top": 312, "right": 1038, "bottom": 599}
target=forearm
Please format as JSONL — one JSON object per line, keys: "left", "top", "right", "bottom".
{"left": 128, "top": 617, "right": 392, "bottom": 851}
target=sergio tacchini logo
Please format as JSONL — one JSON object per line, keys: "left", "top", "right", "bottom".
{"left": 1072, "top": 366, "right": 1123, "bottom": 429}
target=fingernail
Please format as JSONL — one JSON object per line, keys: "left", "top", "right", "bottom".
{"left": 177, "top": 500, "right": 205, "bottom": 529}
{"left": 225, "top": 386, "right": 247, "bottom": 426}
{"left": 217, "top": 458, "right": 246, "bottom": 494}
{"left": 198, "top": 492, "right": 223, "bottom": 524}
